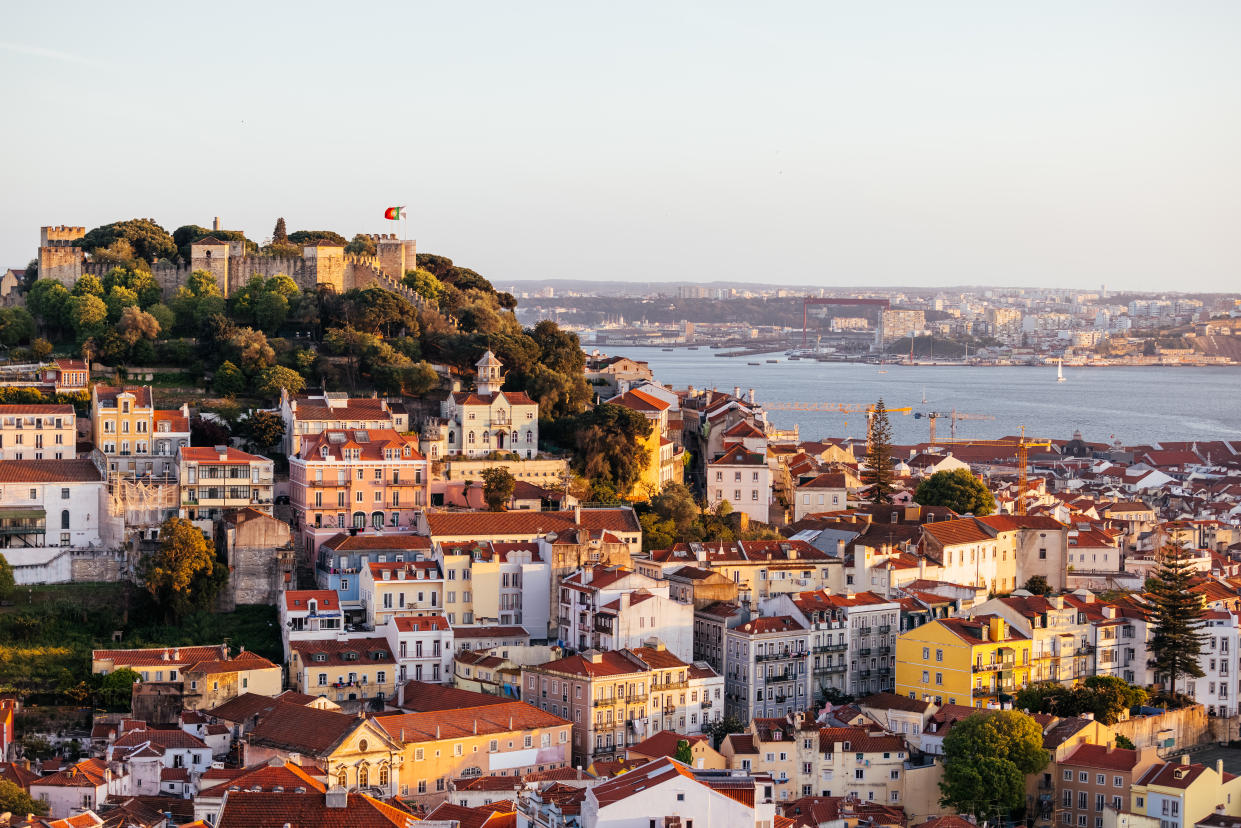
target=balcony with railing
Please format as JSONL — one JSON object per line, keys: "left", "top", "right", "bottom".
{"left": 756, "top": 650, "right": 799, "bottom": 662}
{"left": 972, "top": 659, "right": 1016, "bottom": 673}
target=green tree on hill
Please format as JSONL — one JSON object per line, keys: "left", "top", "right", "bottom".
{"left": 77, "top": 219, "right": 178, "bottom": 265}
{"left": 0, "top": 779, "right": 48, "bottom": 817}
{"left": 914, "top": 468, "right": 996, "bottom": 516}
{"left": 548, "top": 403, "right": 653, "bottom": 501}
{"left": 0, "top": 554, "right": 15, "bottom": 602}
{"left": 941, "top": 710, "right": 1049, "bottom": 817}
{"left": 213, "top": 360, "right": 245, "bottom": 397}
{"left": 288, "top": 230, "right": 348, "bottom": 247}
{"left": 0, "top": 307, "right": 35, "bottom": 348}
{"left": 141, "top": 518, "right": 227, "bottom": 624}
{"left": 98, "top": 667, "right": 141, "bottom": 711}
{"left": 481, "top": 467, "right": 516, "bottom": 511}
{"left": 345, "top": 234, "right": 377, "bottom": 256}
{"left": 861, "top": 399, "right": 895, "bottom": 504}
{"left": 1149, "top": 543, "right": 1208, "bottom": 696}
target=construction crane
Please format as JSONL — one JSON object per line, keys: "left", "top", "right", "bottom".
{"left": 936, "top": 428, "right": 1053, "bottom": 515}
{"left": 915, "top": 409, "right": 996, "bottom": 444}
{"left": 762, "top": 402, "right": 913, "bottom": 452}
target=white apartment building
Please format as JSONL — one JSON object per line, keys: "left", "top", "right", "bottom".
{"left": 385, "top": 614, "right": 454, "bottom": 685}
{"left": 558, "top": 565, "right": 692, "bottom": 661}
{"left": 765, "top": 590, "right": 900, "bottom": 698}
{"left": 279, "top": 589, "right": 346, "bottom": 661}
{"left": 0, "top": 458, "right": 110, "bottom": 584}
{"left": 437, "top": 540, "right": 552, "bottom": 634}
{"left": 1194, "top": 610, "right": 1239, "bottom": 717}
{"left": 360, "top": 559, "right": 445, "bottom": 628}
{"left": 707, "top": 445, "right": 773, "bottom": 525}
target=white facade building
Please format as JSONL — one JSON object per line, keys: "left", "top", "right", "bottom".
{"left": 707, "top": 445, "right": 773, "bottom": 525}
{"left": 441, "top": 351, "right": 540, "bottom": 458}
{"left": 385, "top": 614, "right": 455, "bottom": 685}
{"left": 580, "top": 758, "right": 776, "bottom": 828}
{"left": 0, "top": 458, "right": 112, "bottom": 584}
{"left": 558, "top": 566, "right": 692, "bottom": 662}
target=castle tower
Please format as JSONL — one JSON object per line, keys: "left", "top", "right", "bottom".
{"left": 475, "top": 350, "right": 504, "bottom": 395}
{"left": 38, "top": 225, "right": 86, "bottom": 287}
{"left": 376, "top": 234, "right": 406, "bottom": 281}
{"left": 303, "top": 240, "right": 345, "bottom": 293}
{"left": 190, "top": 237, "right": 231, "bottom": 296}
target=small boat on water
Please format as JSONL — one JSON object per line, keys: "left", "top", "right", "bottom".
{"left": 687, "top": 346, "right": 699, "bottom": 350}
{"left": 1057, "top": 359, "right": 1066, "bottom": 382}
{"left": 766, "top": 359, "right": 778, "bottom": 363}
{"left": 878, "top": 369, "right": 888, "bottom": 374}
{"left": 748, "top": 362, "right": 761, "bottom": 366}
{"left": 662, "top": 348, "right": 674, "bottom": 352}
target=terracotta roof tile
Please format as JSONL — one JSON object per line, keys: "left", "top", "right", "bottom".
{"left": 0, "top": 459, "right": 103, "bottom": 483}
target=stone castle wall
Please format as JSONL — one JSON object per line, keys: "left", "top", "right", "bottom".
{"left": 70, "top": 548, "right": 127, "bottom": 583}
{"left": 40, "top": 226, "right": 422, "bottom": 304}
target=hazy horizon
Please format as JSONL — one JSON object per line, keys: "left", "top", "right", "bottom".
{"left": 3, "top": 2, "right": 1238, "bottom": 292}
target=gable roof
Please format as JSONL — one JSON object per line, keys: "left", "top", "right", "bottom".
{"left": 0, "top": 459, "right": 103, "bottom": 484}
{"left": 246, "top": 701, "right": 364, "bottom": 756}
{"left": 425, "top": 508, "right": 639, "bottom": 538}
{"left": 215, "top": 789, "right": 413, "bottom": 828}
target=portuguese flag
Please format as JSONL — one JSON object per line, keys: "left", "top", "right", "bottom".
{"left": 384, "top": 206, "right": 405, "bottom": 220}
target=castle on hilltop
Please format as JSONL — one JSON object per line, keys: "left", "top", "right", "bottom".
{"left": 36, "top": 219, "right": 422, "bottom": 303}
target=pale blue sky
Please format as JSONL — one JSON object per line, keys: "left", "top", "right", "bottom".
{"left": 2, "top": 2, "right": 1238, "bottom": 291}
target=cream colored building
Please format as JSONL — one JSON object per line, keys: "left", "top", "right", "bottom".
{"left": 177, "top": 446, "right": 274, "bottom": 520}
{"left": 0, "top": 404, "right": 76, "bottom": 461}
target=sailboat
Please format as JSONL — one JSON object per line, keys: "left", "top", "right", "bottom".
{"left": 1057, "top": 359, "right": 1066, "bottom": 383}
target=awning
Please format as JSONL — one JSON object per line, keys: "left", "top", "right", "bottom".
{"left": 0, "top": 508, "right": 46, "bottom": 520}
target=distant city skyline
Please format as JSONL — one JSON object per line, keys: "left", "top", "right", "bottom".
{"left": 2, "top": 2, "right": 1238, "bottom": 291}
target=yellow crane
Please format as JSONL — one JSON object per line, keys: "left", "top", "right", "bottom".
{"left": 761, "top": 402, "right": 913, "bottom": 452}
{"left": 916, "top": 409, "right": 995, "bottom": 444}
{"left": 936, "top": 428, "right": 1053, "bottom": 515}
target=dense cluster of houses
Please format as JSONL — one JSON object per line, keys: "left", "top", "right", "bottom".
{"left": 3, "top": 352, "right": 1241, "bottom": 827}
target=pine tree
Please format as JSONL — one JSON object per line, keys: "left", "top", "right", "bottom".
{"left": 862, "top": 398, "right": 894, "bottom": 504}
{"left": 1148, "top": 543, "right": 1208, "bottom": 697}
{"left": 272, "top": 217, "right": 288, "bottom": 244}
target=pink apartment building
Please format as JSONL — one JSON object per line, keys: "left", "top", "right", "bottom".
{"left": 290, "top": 429, "right": 429, "bottom": 555}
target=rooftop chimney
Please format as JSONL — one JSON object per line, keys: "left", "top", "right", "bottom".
{"left": 1181, "top": 754, "right": 1190, "bottom": 765}
{"left": 574, "top": 504, "right": 582, "bottom": 524}
{"left": 325, "top": 788, "right": 348, "bottom": 808}
{"left": 989, "top": 617, "right": 1005, "bottom": 642}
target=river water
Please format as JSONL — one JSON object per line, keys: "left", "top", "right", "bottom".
{"left": 623, "top": 349, "right": 1241, "bottom": 446}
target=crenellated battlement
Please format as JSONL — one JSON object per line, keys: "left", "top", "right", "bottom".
{"left": 35, "top": 223, "right": 419, "bottom": 300}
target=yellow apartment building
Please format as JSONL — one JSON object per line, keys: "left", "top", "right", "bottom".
{"left": 372, "top": 693, "right": 571, "bottom": 805}
{"left": 895, "top": 615, "right": 1032, "bottom": 707}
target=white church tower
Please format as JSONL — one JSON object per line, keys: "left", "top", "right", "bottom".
{"left": 476, "top": 350, "right": 504, "bottom": 395}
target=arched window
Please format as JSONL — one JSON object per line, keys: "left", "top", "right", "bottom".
{"left": 336, "top": 768, "right": 348, "bottom": 788}
{"left": 511, "top": 431, "right": 518, "bottom": 444}
{"left": 447, "top": 431, "right": 455, "bottom": 444}
{"left": 358, "top": 764, "right": 369, "bottom": 787}
{"left": 378, "top": 764, "right": 389, "bottom": 787}
{"left": 61, "top": 510, "right": 70, "bottom": 530}
{"left": 467, "top": 431, "right": 475, "bottom": 444}
{"left": 482, "top": 430, "right": 490, "bottom": 444}
{"left": 371, "top": 511, "right": 384, "bottom": 528}
{"left": 352, "top": 512, "right": 365, "bottom": 529}
{"left": 526, "top": 430, "right": 533, "bottom": 443}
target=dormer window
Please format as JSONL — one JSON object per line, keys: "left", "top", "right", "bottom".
{"left": 321, "top": 447, "right": 329, "bottom": 458}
